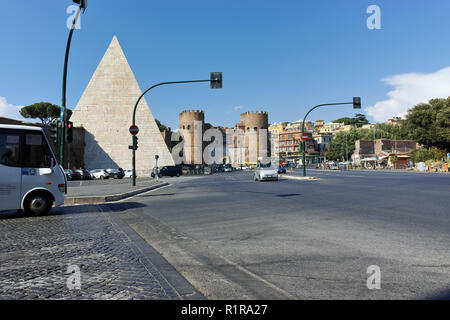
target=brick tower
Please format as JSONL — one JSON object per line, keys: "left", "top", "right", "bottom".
{"left": 238, "top": 111, "right": 270, "bottom": 163}
{"left": 179, "top": 110, "right": 205, "bottom": 165}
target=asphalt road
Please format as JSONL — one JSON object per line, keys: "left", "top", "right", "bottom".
{"left": 114, "top": 170, "right": 450, "bottom": 300}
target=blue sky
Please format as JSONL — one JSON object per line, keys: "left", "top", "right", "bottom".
{"left": 1, "top": 0, "right": 450, "bottom": 129}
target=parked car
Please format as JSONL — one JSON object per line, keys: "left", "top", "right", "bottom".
{"left": 106, "top": 168, "right": 125, "bottom": 179}
{"left": 224, "top": 165, "right": 233, "bottom": 172}
{"left": 124, "top": 170, "right": 133, "bottom": 178}
{"left": 152, "top": 166, "right": 182, "bottom": 178}
{"left": 254, "top": 162, "right": 279, "bottom": 182}
{"left": 65, "top": 169, "right": 76, "bottom": 181}
{"left": 278, "top": 166, "right": 287, "bottom": 174}
{"left": 90, "top": 169, "right": 110, "bottom": 180}
{"left": 76, "top": 169, "right": 93, "bottom": 180}
{"left": 65, "top": 169, "right": 82, "bottom": 181}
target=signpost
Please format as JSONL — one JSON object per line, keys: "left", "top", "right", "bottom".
{"left": 129, "top": 125, "right": 139, "bottom": 136}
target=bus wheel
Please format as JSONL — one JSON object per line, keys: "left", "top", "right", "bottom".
{"left": 24, "top": 192, "right": 53, "bottom": 216}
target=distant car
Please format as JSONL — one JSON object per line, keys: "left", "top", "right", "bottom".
{"left": 224, "top": 165, "right": 233, "bottom": 172}
{"left": 106, "top": 168, "right": 125, "bottom": 179}
{"left": 278, "top": 166, "right": 287, "bottom": 174}
{"left": 65, "top": 169, "right": 82, "bottom": 181}
{"left": 90, "top": 169, "right": 110, "bottom": 180}
{"left": 152, "top": 166, "right": 182, "bottom": 178}
{"left": 124, "top": 170, "right": 133, "bottom": 178}
{"left": 64, "top": 169, "right": 77, "bottom": 181}
{"left": 76, "top": 169, "right": 93, "bottom": 180}
{"left": 254, "top": 162, "right": 279, "bottom": 182}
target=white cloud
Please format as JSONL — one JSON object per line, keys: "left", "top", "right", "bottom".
{"left": 234, "top": 106, "right": 242, "bottom": 111}
{"left": 0, "top": 96, "right": 24, "bottom": 120}
{"left": 366, "top": 66, "right": 450, "bottom": 122}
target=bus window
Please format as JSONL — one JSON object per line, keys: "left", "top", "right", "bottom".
{"left": 23, "top": 133, "right": 53, "bottom": 168}
{"left": 0, "top": 131, "right": 21, "bottom": 167}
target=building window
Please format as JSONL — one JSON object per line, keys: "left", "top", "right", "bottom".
{"left": 254, "top": 127, "right": 257, "bottom": 132}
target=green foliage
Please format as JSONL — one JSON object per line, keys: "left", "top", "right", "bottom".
{"left": 20, "top": 102, "right": 72, "bottom": 125}
{"left": 404, "top": 97, "right": 450, "bottom": 151}
{"left": 332, "top": 114, "right": 369, "bottom": 128}
{"left": 325, "top": 123, "right": 410, "bottom": 161}
{"left": 155, "top": 119, "right": 168, "bottom": 132}
{"left": 410, "top": 147, "right": 446, "bottom": 162}
{"left": 326, "top": 129, "right": 360, "bottom": 161}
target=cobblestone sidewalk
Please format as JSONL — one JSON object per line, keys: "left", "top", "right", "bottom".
{"left": 0, "top": 204, "right": 183, "bottom": 300}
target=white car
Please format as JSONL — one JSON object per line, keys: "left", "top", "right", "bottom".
{"left": 90, "top": 169, "right": 110, "bottom": 180}
{"left": 124, "top": 170, "right": 133, "bottom": 178}
{"left": 254, "top": 162, "right": 279, "bottom": 181}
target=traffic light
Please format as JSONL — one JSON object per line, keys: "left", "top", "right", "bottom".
{"left": 210, "top": 72, "right": 223, "bottom": 89}
{"left": 353, "top": 97, "right": 362, "bottom": 109}
{"left": 50, "top": 120, "right": 60, "bottom": 144}
{"left": 65, "top": 121, "right": 74, "bottom": 144}
{"left": 133, "top": 135, "right": 139, "bottom": 151}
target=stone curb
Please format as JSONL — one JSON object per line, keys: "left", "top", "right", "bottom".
{"left": 64, "top": 182, "right": 170, "bottom": 205}
{"left": 281, "top": 175, "right": 320, "bottom": 181}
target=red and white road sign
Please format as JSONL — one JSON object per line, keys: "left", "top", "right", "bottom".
{"left": 129, "top": 125, "right": 139, "bottom": 135}
{"left": 302, "top": 134, "right": 309, "bottom": 141}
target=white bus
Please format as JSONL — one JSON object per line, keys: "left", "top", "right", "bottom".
{"left": 0, "top": 124, "right": 66, "bottom": 215}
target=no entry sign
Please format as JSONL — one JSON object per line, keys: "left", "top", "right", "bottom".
{"left": 129, "top": 125, "right": 139, "bottom": 136}
{"left": 302, "top": 134, "right": 309, "bottom": 141}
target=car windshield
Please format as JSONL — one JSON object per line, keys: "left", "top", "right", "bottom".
{"left": 259, "top": 163, "right": 271, "bottom": 168}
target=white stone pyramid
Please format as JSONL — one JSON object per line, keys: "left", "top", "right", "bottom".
{"left": 71, "top": 36, "right": 175, "bottom": 175}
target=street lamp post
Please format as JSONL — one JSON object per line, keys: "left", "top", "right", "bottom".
{"left": 301, "top": 98, "right": 361, "bottom": 177}
{"left": 131, "top": 73, "right": 223, "bottom": 186}
{"left": 60, "top": 0, "right": 87, "bottom": 167}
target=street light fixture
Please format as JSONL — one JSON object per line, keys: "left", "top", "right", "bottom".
{"left": 130, "top": 73, "right": 223, "bottom": 186}
{"left": 72, "top": 0, "right": 88, "bottom": 12}
{"left": 300, "top": 98, "right": 362, "bottom": 177}
{"left": 60, "top": 0, "right": 87, "bottom": 167}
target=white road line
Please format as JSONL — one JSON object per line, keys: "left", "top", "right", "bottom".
{"left": 117, "top": 184, "right": 172, "bottom": 202}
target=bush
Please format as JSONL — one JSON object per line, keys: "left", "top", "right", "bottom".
{"left": 410, "top": 147, "right": 446, "bottom": 162}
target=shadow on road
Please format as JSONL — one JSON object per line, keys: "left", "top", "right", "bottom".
{"left": 276, "top": 193, "right": 302, "bottom": 198}
{"left": 138, "top": 193, "right": 176, "bottom": 198}
{"left": 0, "top": 202, "right": 147, "bottom": 220}
{"left": 425, "top": 287, "right": 450, "bottom": 300}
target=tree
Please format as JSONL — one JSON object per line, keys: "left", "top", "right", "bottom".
{"left": 20, "top": 102, "right": 72, "bottom": 125}
{"left": 155, "top": 119, "right": 168, "bottom": 132}
{"left": 410, "top": 147, "right": 446, "bottom": 163}
{"left": 404, "top": 97, "right": 450, "bottom": 151}
{"left": 391, "top": 156, "right": 399, "bottom": 169}
{"left": 326, "top": 129, "right": 360, "bottom": 161}
{"left": 332, "top": 114, "right": 369, "bottom": 128}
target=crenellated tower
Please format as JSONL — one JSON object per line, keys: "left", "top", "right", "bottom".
{"left": 179, "top": 110, "right": 205, "bottom": 165}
